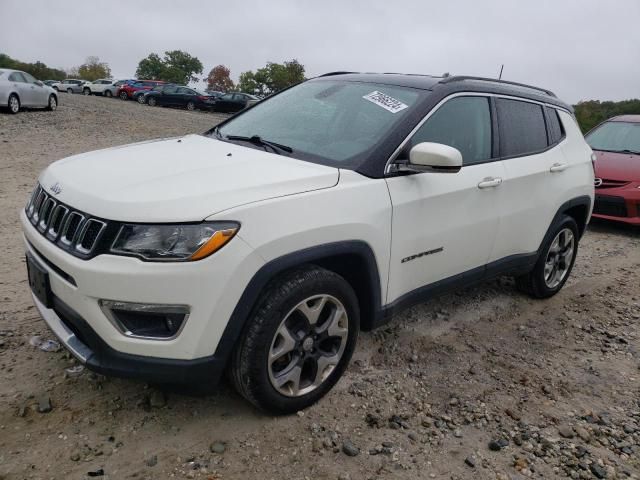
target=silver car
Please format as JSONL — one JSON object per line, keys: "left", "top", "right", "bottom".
{"left": 0, "top": 69, "right": 58, "bottom": 114}
{"left": 53, "top": 79, "right": 87, "bottom": 94}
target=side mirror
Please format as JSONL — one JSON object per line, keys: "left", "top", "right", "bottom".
{"left": 395, "top": 142, "right": 463, "bottom": 173}
{"left": 35, "top": 80, "right": 44, "bottom": 87}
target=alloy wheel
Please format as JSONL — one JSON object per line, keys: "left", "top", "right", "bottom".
{"left": 544, "top": 228, "right": 575, "bottom": 288}
{"left": 9, "top": 95, "right": 19, "bottom": 113}
{"left": 49, "top": 96, "right": 57, "bottom": 110}
{"left": 268, "top": 295, "right": 349, "bottom": 397}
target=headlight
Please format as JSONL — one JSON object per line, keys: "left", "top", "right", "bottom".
{"left": 111, "top": 222, "right": 239, "bottom": 261}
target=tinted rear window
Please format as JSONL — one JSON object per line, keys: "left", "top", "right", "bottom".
{"left": 546, "top": 108, "right": 564, "bottom": 144}
{"left": 497, "top": 98, "right": 548, "bottom": 157}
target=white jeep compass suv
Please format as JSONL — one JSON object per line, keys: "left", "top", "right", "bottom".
{"left": 22, "top": 73, "right": 594, "bottom": 413}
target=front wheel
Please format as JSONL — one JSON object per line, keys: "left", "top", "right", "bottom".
{"left": 104, "top": 90, "right": 113, "bottom": 98}
{"left": 119, "top": 91, "right": 128, "bottom": 100}
{"left": 186, "top": 101, "right": 195, "bottom": 111}
{"left": 137, "top": 94, "right": 146, "bottom": 104}
{"left": 46, "top": 94, "right": 57, "bottom": 111}
{"left": 230, "top": 266, "right": 359, "bottom": 414}
{"left": 516, "top": 215, "right": 579, "bottom": 298}
{"left": 66, "top": 88, "right": 73, "bottom": 94}
{"left": 83, "top": 88, "right": 91, "bottom": 95}
{"left": 147, "top": 96, "right": 157, "bottom": 106}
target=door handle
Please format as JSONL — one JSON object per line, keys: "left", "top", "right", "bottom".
{"left": 549, "top": 162, "right": 568, "bottom": 173}
{"left": 477, "top": 177, "right": 503, "bottom": 189}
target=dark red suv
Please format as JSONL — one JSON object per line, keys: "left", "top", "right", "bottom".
{"left": 117, "top": 80, "right": 166, "bottom": 100}
{"left": 586, "top": 115, "right": 640, "bottom": 225}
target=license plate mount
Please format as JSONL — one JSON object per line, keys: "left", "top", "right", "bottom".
{"left": 26, "top": 253, "right": 53, "bottom": 308}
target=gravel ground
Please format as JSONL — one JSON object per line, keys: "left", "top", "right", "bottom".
{"left": 0, "top": 94, "right": 639, "bottom": 480}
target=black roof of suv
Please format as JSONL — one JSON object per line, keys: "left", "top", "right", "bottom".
{"left": 316, "top": 72, "right": 571, "bottom": 112}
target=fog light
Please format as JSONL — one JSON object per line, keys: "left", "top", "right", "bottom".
{"left": 99, "top": 300, "right": 190, "bottom": 340}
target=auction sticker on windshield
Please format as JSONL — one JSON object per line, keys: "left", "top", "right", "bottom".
{"left": 363, "top": 91, "right": 409, "bottom": 113}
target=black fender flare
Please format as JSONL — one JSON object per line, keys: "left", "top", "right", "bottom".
{"left": 537, "top": 195, "right": 592, "bottom": 256}
{"left": 213, "top": 240, "right": 383, "bottom": 367}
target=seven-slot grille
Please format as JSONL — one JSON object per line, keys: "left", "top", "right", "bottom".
{"left": 25, "top": 184, "right": 107, "bottom": 256}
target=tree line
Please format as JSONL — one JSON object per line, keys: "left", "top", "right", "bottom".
{"left": 573, "top": 99, "right": 640, "bottom": 133}
{"left": 135, "top": 50, "right": 305, "bottom": 96}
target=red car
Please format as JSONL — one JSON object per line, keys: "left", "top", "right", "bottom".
{"left": 586, "top": 115, "right": 640, "bottom": 225}
{"left": 116, "top": 80, "right": 166, "bottom": 100}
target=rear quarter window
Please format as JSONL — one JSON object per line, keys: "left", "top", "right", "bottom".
{"left": 497, "top": 98, "right": 548, "bottom": 157}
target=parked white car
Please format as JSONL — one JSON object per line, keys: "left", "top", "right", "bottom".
{"left": 82, "top": 79, "right": 115, "bottom": 96}
{"left": 22, "top": 73, "right": 594, "bottom": 413}
{"left": 52, "top": 79, "right": 87, "bottom": 94}
{"left": 0, "top": 68, "right": 58, "bottom": 113}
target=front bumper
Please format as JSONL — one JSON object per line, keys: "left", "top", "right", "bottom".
{"left": 592, "top": 184, "right": 640, "bottom": 225}
{"left": 31, "top": 288, "right": 224, "bottom": 384}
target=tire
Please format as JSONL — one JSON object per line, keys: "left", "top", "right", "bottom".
{"left": 7, "top": 94, "right": 20, "bottom": 114}
{"left": 119, "top": 91, "right": 128, "bottom": 100}
{"left": 230, "top": 266, "right": 359, "bottom": 414}
{"left": 137, "top": 94, "right": 146, "bottom": 104}
{"left": 66, "top": 88, "right": 73, "bottom": 94}
{"left": 83, "top": 88, "right": 91, "bottom": 95}
{"left": 46, "top": 94, "right": 57, "bottom": 111}
{"left": 186, "top": 101, "right": 195, "bottom": 111}
{"left": 105, "top": 90, "right": 113, "bottom": 98}
{"left": 516, "top": 215, "right": 579, "bottom": 298}
{"left": 147, "top": 96, "right": 157, "bottom": 107}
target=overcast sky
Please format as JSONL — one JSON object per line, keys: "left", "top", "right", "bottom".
{"left": 1, "top": 0, "right": 637, "bottom": 103}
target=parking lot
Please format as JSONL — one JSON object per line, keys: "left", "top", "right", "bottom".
{"left": 0, "top": 94, "right": 639, "bottom": 479}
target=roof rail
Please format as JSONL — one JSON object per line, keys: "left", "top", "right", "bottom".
{"left": 439, "top": 76, "right": 556, "bottom": 98}
{"left": 318, "top": 71, "right": 357, "bottom": 77}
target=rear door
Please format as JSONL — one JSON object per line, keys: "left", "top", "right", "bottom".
{"left": 385, "top": 94, "right": 505, "bottom": 304}
{"left": 215, "top": 93, "right": 234, "bottom": 112}
{"left": 9, "top": 72, "right": 34, "bottom": 105}
{"left": 159, "top": 85, "right": 179, "bottom": 105}
{"left": 489, "top": 97, "right": 568, "bottom": 262}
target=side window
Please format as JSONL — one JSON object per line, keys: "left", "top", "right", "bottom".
{"left": 9, "top": 72, "right": 27, "bottom": 82}
{"left": 545, "top": 108, "right": 565, "bottom": 145}
{"left": 177, "top": 87, "right": 192, "bottom": 94}
{"left": 163, "top": 86, "right": 178, "bottom": 94}
{"left": 23, "top": 72, "right": 37, "bottom": 83}
{"left": 408, "top": 96, "right": 492, "bottom": 165}
{"left": 220, "top": 93, "right": 234, "bottom": 101}
{"left": 496, "top": 98, "right": 548, "bottom": 157}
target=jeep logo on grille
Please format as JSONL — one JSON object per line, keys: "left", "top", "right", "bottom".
{"left": 50, "top": 182, "right": 62, "bottom": 195}
{"left": 594, "top": 178, "right": 603, "bottom": 187}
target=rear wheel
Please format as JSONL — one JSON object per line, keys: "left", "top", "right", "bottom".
{"left": 186, "top": 101, "right": 195, "bottom": 111}
{"left": 83, "top": 88, "right": 91, "bottom": 95}
{"left": 516, "top": 215, "right": 579, "bottom": 298}
{"left": 46, "top": 94, "right": 57, "bottom": 111}
{"left": 230, "top": 266, "right": 359, "bottom": 414}
{"left": 105, "top": 90, "right": 113, "bottom": 98}
{"left": 147, "top": 96, "right": 157, "bottom": 107}
{"left": 66, "top": 88, "right": 73, "bottom": 94}
{"left": 8, "top": 94, "right": 20, "bottom": 114}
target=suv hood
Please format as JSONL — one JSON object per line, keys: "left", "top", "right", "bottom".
{"left": 593, "top": 150, "right": 640, "bottom": 182}
{"left": 39, "top": 134, "right": 339, "bottom": 222}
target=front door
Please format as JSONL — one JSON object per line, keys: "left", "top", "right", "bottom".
{"left": 385, "top": 95, "right": 504, "bottom": 304}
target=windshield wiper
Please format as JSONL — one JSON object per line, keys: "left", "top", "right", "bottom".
{"left": 613, "top": 149, "right": 640, "bottom": 155}
{"left": 225, "top": 134, "right": 293, "bottom": 154}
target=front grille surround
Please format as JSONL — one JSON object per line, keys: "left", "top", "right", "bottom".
{"left": 25, "top": 184, "right": 109, "bottom": 258}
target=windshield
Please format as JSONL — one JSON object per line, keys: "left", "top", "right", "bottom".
{"left": 214, "top": 80, "right": 423, "bottom": 166}
{"left": 586, "top": 121, "right": 640, "bottom": 154}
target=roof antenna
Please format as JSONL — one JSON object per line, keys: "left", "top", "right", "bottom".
{"left": 498, "top": 64, "right": 504, "bottom": 80}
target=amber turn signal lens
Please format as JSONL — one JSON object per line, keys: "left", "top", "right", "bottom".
{"left": 189, "top": 228, "right": 238, "bottom": 261}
